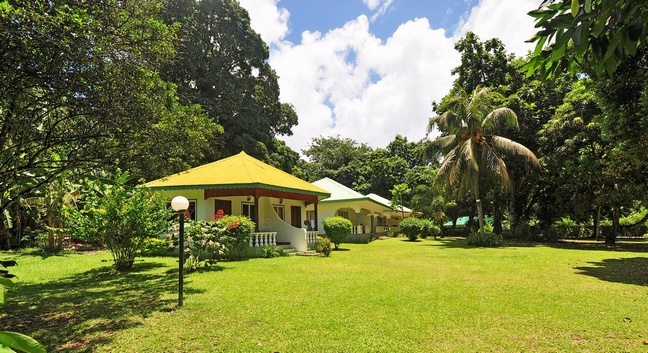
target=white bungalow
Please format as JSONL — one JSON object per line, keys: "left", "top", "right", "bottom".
{"left": 306, "top": 178, "right": 416, "bottom": 236}
{"left": 145, "top": 152, "right": 330, "bottom": 252}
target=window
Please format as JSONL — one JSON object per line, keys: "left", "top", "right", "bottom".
{"left": 273, "top": 205, "right": 285, "bottom": 220}
{"left": 337, "top": 210, "right": 349, "bottom": 219}
{"left": 242, "top": 202, "right": 256, "bottom": 219}
{"left": 306, "top": 210, "right": 316, "bottom": 229}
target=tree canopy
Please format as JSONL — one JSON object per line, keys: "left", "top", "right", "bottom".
{"left": 0, "top": 0, "right": 215, "bottom": 214}
{"left": 524, "top": 0, "right": 647, "bottom": 78}
{"left": 160, "top": 0, "right": 298, "bottom": 161}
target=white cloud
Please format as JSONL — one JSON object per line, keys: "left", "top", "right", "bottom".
{"left": 237, "top": 0, "right": 289, "bottom": 46}
{"left": 369, "top": 0, "right": 395, "bottom": 22}
{"left": 455, "top": 0, "right": 540, "bottom": 56}
{"left": 238, "top": 0, "right": 543, "bottom": 154}
{"left": 362, "top": 0, "right": 382, "bottom": 11}
{"left": 268, "top": 16, "right": 457, "bottom": 152}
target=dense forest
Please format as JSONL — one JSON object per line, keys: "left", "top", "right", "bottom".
{"left": 1, "top": 0, "right": 646, "bottom": 249}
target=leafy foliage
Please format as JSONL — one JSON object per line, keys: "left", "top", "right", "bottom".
{"left": 420, "top": 219, "right": 441, "bottom": 239}
{"left": 400, "top": 217, "right": 425, "bottom": 241}
{"left": 217, "top": 215, "right": 254, "bottom": 260}
{"left": 390, "top": 183, "right": 411, "bottom": 220}
{"left": 426, "top": 86, "right": 539, "bottom": 236}
{"left": 524, "top": 0, "right": 647, "bottom": 78}
{"left": 0, "top": 260, "right": 46, "bottom": 353}
{"left": 466, "top": 225, "right": 504, "bottom": 247}
{"left": 451, "top": 32, "right": 517, "bottom": 93}
{"left": 66, "top": 173, "right": 172, "bottom": 271}
{"left": 139, "top": 237, "right": 172, "bottom": 257}
{"left": 182, "top": 220, "right": 223, "bottom": 271}
{"left": 0, "top": 0, "right": 217, "bottom": 234}
{"left": 160, "top": 0, "right": 297, "bottom": 160}
{"left": 322, "top": 217, "right": 352, "bottom": 249}
{"left": 261, "top": 244, "right": 283, "bottom": 259}
{"left": 315, "top": 236, "right": 332, "bottom": 257}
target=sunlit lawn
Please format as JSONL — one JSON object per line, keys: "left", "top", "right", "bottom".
{"left": 2, "top": 237, "right": 648, "bottom": 352}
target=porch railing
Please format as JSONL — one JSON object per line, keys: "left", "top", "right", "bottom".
{"left": 250, "top": 232, "right": 277, "bottom": 248}
{"left": 307, "top": 231, "right": 318, "bottom": 244}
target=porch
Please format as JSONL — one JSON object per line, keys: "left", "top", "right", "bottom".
{"left": 249, "top": 231, "right": 319, "bottom": 254}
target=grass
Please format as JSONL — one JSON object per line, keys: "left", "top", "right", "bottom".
{"left": 1, "top": 238, "right": 648, "bottom": 352}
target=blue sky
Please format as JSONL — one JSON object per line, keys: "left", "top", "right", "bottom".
{"left": 238, "top": 0, "right": 541, "bottom": 154}
{"left": 278, "top": 0, "right": 479, "bottom": 43}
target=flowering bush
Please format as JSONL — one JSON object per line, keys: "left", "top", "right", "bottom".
{"left": 218, "top": 215, "right": 254, "bottom": 260}
{"left": 178, "top": 215, "right": 254, "bottom": 270}
{"left": 316, "top": 236, "right": 332, "bottom": 257}
{"left": 182, "top": 220, "right": 224, "bottom": 271}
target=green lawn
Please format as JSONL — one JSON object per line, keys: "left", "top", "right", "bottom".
{"left": 2, "top": 238, "right": 648, "bottom": 352}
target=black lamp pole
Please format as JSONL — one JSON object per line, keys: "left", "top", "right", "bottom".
{"left": 178, "top": 210, "right": 185, "bottom": 307}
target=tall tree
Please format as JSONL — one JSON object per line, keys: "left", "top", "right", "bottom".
{"left": 525, "top": 0, "right": 647, "bottom": 78}
{"left": 591, "top": 47, "right": 648, "bottom": 244}
{"left": 537, "top": 79, "right": 606, "bottom": 236}
{"left": 451, "top": 32, "right": 517, "bottom": 94}
{"left": 301, "top": 136, "right": 372, "bottom": 185}
{"left": 0, "top": 0, "right": 211, "bottom": 233}
{"left": 426, "top": 87, "right": 540, "bottom": 236}
{"left": 160, "top": 0, "right": 297, "bottom": 160}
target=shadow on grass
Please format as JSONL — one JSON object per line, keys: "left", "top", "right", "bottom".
{"left": 424, "top": 237, "right": 471, "bottom": 249}
{"left": 549, "top": 239, "right": 648, "bottom": 253}
{"left": 0, "top": 260, "right": 205, "bottom": 352}
{"left": 575, "top": 257, "right": 648, "bottom": 286}
{"left": 332, "top": 248, "right": 350, "bottom": 252}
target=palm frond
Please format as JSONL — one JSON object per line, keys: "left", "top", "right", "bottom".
{"left": 490, "top": 135, "right": 540, "bottom": 168}
{"left": 437, "top": 147, "right": 459, "bottom": 184}
{"left": 459, "top": 139, "right": 479, "bottom": 174}
{"left": 429, "top": 111, "right": 466, "bottom": 135}
{"left": 427, "top": 135, "right": 460, "bottom": 151}
{"left": 481, "top": 144, "right": 512, "bottom": 193}
{"left": 483, "top": 107, "right": 519, "bottom": 133}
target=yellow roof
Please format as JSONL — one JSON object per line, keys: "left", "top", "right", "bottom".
{"left": 145, "top": 151, "right": 330, "bottom": 197}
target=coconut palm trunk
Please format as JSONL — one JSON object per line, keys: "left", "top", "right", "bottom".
{"left": 474, "top": 184, "right": 485, "bottom": 236}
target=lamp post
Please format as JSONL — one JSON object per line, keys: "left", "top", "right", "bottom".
{"left": 171, "top": 196, "right": 189, "bottom": 307}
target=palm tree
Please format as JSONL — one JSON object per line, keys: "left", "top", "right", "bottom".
{"left": 426, "top": 86, "right": 539, "bottom": 236}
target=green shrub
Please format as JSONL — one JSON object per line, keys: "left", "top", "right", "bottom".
{"left": 467, "top": 225, "right": 504, "bottom": 247}
{"left": 180, "top": 215, "right": 254, "bottom": 268}
{"left": 400, "top": 217, "right": 424, "bottom": 241}
{"left": 139, "top": 237, "right": 171, "bottom": 257}
{"left": 182, "top": 220, "right": 222, "bottom": 272}
{"left": 315, "top": 236, "right": 332, "bottom": 256}
{"left": 344, "top": 233, "right": 374, "bottom": 244}
{"left": 261, "top": 244, "right": 283, "bottom": 258}
{"left": 322, "top": 216, "right": 352, "bottom": 249}
{"left": 552, "top": 217, "right": 588, "bottom": 238}
{"left": 420, "top": 219, "right": 441, "bottom": 239}
{"left": 67, "top": 178, "right": 171, "bottom": 271}
{"left": 217, "top": 215, "right": 254, "bottom": 260}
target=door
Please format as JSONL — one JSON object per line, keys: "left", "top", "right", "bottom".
{"left": 290, "top": 206, "right": 302, "bottom": 228}
{"left": 214, "top": 199, "right": 232, "bottom": 217}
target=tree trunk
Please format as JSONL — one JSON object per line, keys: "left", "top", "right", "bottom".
{"left": 474, "top": 183, "right": 485, "bottom": 236}
{"left": 492, "top": 196, "right": 502, "bottom": 234}
{"left": 48, "top": 213, "right": 55, "bottom": 248}
{"left": 605, "top": 206, "right": 619, "bottom": 246}
{"left": 508, "top": 196, "right": 518, "bottom": 236}
{"left": 594, "top": 206, "right": 601, "bottom": 241}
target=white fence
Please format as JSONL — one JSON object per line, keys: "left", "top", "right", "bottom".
{"left": 249, "top": 232, "right": 277, "bottom": 248}
{"left": 307, "top": 231, "right": 318, "bottom": 244}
